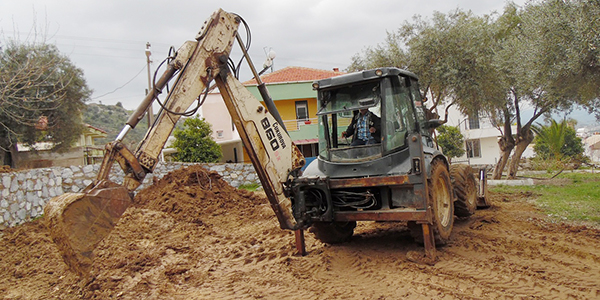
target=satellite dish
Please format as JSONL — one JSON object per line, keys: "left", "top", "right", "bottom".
{"left": 263, "top": 48, "right": 276, "bottom": 69}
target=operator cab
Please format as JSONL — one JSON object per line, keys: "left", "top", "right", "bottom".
{"left": 312, "top": 68, "right": 436, "bottom": 170}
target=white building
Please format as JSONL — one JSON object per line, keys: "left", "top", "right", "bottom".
{"left": 437, "top": 104, "right": 524, "bottom": 167}
{"left": 583, "top": 134, "right": 600, "bottom": 163}
{"left": 196, "top": 92, "right": 244, "bottom": 163}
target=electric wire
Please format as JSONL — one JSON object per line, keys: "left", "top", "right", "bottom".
{"left": 147, "top": 13, "right": 253, "bottom": 121}
{"left": 331, "top": 190, "right": 376, "bottom": 209}
{"left": 92, "top": 64, "right": 147, "bottom": 100}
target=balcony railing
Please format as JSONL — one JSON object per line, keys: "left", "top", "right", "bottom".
{"left": 282, "top": 117, "right": 319, "bottom": 131}
{"left": 458, "top": 117, "right": 496, "bottom": 131}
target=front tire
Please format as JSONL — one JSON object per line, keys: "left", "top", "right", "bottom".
{"left": 410, "top": 159, "right": 454, "bottom": 245}
{"left": 309, "top": 221, "right": 356, "bottom": 244}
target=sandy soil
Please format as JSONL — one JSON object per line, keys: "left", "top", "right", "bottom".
{"left": 1, "top": 165, "right": 599, "bottom": 299}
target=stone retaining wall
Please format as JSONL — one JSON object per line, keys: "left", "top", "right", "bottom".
{"left": 0, "top": 162, "right": 260, "bottom": 228}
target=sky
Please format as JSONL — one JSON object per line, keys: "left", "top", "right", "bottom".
{"left": 3, "top": 0, "right": 527, "bottom": 112}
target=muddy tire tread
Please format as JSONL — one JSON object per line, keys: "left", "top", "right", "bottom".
{"left": 450, "top": 164, "right": 478, "bottom": 217}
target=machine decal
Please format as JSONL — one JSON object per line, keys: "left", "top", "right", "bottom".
{"left": 261, "top": 117, "right": 286, "bottom": 151}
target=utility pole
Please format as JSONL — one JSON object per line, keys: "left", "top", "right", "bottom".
{"left": 145, "top": 42, "right": 153, "bottom": 127}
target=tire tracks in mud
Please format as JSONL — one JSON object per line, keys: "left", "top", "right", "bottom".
{"left": 90, "top": 192, "right": 600, "bottom": 300}
{"left": 428, "top": 205, "right": 600, "bottom": 299}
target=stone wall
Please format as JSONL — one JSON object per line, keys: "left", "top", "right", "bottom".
{"left": 0, "top": 162, "right": 260, "bottom": 228}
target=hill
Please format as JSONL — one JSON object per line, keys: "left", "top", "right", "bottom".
{"left": 83, "top": 103, "right": 150, "bottom": 149}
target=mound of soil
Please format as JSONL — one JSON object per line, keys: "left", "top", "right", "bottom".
{"left": 1, "top": 165, "right": 600, "bottom": 299}
{"left": 133, "top": 165, "right": 264, "bottom": 223}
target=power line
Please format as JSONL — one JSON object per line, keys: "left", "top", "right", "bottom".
{"left": 4, "top": 30, "right": 149, "bottom": 46}
{"left": 92, "top": 64, "right": 147, "bottom": 100}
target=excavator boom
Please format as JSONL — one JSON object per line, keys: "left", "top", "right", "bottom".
{"left": 44, "top": 9, "right": 303, "bottom": 276}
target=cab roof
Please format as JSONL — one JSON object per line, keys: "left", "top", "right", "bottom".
{"left": 313, "top": 67, "right": 419, "bottom": 90}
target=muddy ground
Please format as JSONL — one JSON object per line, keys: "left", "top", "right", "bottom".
{"left": 1, "top": 165, "right": 599, "bottom": 299}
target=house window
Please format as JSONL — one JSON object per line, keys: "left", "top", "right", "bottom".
{"left": 217, "top": 130, "right": 224, "bottom": 139}
{"left": 468, "top": 114, "right": 480, "bottom": 129}
{"left": 466, "top": 139, "right": 481, "bottom": 158}
{"left": 296, "top": 101, "right": 308, "bottom": 120}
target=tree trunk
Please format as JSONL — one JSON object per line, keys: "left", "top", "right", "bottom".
{"left": 493, "top": 135, "right": 515, "bottom": 179}
{"left": 0, "top": 148, "right": 14, "bottom": 168}
{"left": 507, "top": 128, "right": 534, "bottom": 179}
{"left": 0, "top": 150, "right": 7, "bottom": 166}
{"left": 492, "top": 110, "right": 515, "bottom": 179}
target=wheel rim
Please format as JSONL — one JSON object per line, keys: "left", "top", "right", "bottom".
{"left": 434, "top": 177, "right": 452, "bottom": 227}
{"left": 466, "top": 177, "right": 477, "bottom": 208}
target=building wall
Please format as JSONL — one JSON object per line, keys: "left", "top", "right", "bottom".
{"left": 271, "top": 98, "right": 318, "bottom": 131}
{"left": 438, "top": 103, "right": 504, "bottom": 167}
{"left": 15, "top": 147, "right": 85, "bottom": 169}
{"left": 219, "top": 141, "right": 245, "bottom": 163}
{"left": 201, "top": 93, "right": 236, "bottom": 141}
{"left": 453, "top": 136, "right": 500, "bottom": 166}
{"left": 200, "top": 86, "right": 320, "bottom": 162}
{"left": 14, "top": 126, "right": 107, "bottom": 169}
{"left": 246, "top": 82, "right": 317, "bottom": 101}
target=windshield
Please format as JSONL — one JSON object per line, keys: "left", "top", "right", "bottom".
{"left": 317, "top": 76, "right": 418, "bottom": 163}
{"left": 317, "top": 80, "right": 381, "bottom": 115}
{"left": 317, "top": 80, "right": 384, "bottom": 162}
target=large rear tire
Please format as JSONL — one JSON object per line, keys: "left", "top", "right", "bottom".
{"left": 309, "top": 221, "right": 356, "bottom": 244}
{"left": 450, "top": 164, "right": 477, "bottom": 217}
{"left": 409, "top": 159, "right": 454, "bottom": 245}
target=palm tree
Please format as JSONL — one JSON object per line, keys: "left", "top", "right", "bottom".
{"left": 532, "top": 119, "right": 567, "bottom": 161}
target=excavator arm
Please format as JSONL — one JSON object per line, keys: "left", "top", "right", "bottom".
{"left": 214, "top": 67, "right": 304, "bottom": 229}
{"left": 44, "top": 8, "right": 304, "bottom": 276}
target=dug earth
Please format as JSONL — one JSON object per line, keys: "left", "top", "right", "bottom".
{"left": 1, "top": 165, "right": 599, "bottom": 299}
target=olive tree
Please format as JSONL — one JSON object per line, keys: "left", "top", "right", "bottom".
{"left": 495, "top": 0, "right": 600, "bottom": 178}
{"left": 0, "top": 41, "right": 90, "bottom": 166}
{"left": 348, "top": 0, "right": 600, "bottom": 179}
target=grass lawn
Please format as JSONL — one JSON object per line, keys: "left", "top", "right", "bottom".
{"left": 238, "top": 182, "right": 262, "bottom": 191}
{"left": 491, "top": 171, "right": 600, "bottom": 224}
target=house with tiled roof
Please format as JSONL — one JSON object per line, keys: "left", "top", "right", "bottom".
{"left": 198, "top": 66, "right": 344, "bottom": 163}
{"left": 244, "top": 66, "right": 345, "bottom": 85}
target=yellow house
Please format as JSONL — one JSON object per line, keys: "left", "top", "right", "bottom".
{"left": 244, "top": 66, "right": 345, "bottom": 160}
{"left": 198, "top": 66, "right": 344, "bottom": 164}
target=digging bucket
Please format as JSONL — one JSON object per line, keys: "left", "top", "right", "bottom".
{"left": 44, "top": 181, "right": 132, "bottom": 275}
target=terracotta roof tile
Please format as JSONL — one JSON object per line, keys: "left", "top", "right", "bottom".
{"left": 85, "top": 123, "right": 107, "bottom": 134}
{"left": 244, "top": 66, "right": 345, "bottom": 85}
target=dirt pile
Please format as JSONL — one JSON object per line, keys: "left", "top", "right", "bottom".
{"left": 1, "top": 165, "right": 600, "bottom": 299}
{"left": 133, "top": 165, "right": 264, "bottom": 223}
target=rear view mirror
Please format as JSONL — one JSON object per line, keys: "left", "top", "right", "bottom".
{"left": 425, "top": 119, "right": 444, "bottom": 130}
{"left": 358, "top": 98, "right": 376, "bottom": 107}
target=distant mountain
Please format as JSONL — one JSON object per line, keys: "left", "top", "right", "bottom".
{"left": 83, "top": 103, "right": 150, "bottom": 149}
{"left": 562, "top": 108, "right": 600, "bottom": 127}
{"left": 523, "top": 107, "right": 599, "bottom": 128}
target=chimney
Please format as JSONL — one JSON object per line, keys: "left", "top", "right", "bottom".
{"left": 333, "top": 68, "right": 339, "bottom": 72}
